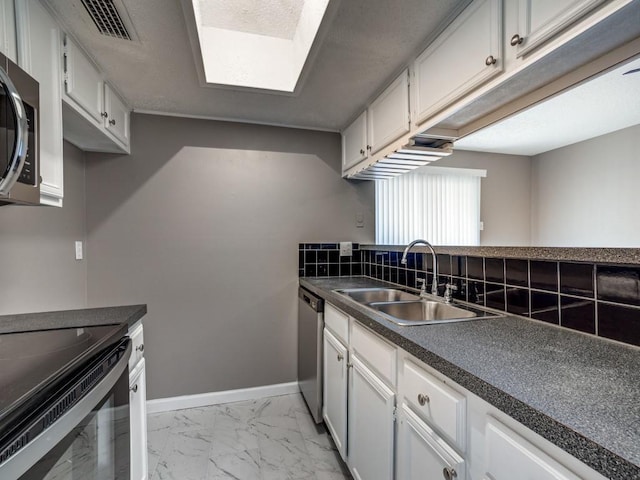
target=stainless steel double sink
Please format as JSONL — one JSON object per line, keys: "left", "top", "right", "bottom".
{"left": 334, "top": 287, "right": 503, "bottom": 326}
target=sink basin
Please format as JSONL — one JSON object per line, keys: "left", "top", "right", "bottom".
{"left": 335, "top": 288, "right": 420, "bottom": 304}
{"left": 371, "top": 300, "right": 475, "bottom": 325}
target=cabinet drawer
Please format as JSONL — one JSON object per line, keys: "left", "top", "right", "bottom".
{"left": 325, "top": 303, "right": 349, "bottom": 344}
{"left": 129, "top": 323, "right": 145, "bottom": 370}
{"left": 485, "top": 417, "right": 580, "bottom": 480}
{"left": 402, "top": 359, "right": 465, "bottom": 450}
{"left": 350, "top": 322, "right": 396, "bottom": 386}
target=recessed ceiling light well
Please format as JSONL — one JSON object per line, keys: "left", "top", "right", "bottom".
{"left": 191, "top": 0, "right": 330, "bottom": 93}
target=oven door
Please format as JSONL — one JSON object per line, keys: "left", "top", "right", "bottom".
{"left": 0, "top": 52, "right": 29, "bottom": 197}
{"left": 0, "top": 340, "right": 131, "bottom": 480}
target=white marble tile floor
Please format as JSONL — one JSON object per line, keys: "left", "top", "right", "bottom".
{"left": 148, "top": 393, "right": 352, "bottom": 480}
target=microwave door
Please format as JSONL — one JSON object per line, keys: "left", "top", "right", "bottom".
{"left": 0, "top": 63, "right": 28, "bottom": 195}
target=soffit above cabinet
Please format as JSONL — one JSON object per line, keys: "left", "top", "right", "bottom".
{"left": 43, "top": 0, "right": 472, "bottom": 131}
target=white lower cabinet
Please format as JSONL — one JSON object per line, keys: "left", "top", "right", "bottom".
{"left": 347, "top": 354, "right": 395, "bottom": 480}
{"left": 321, "top": 301, "right": 608, "bottom": 480}
{"left": 397, "top": 404, "right": 465, "bottom": 480}
{"left": 128, "top": 321, "right": 148, "bottom": 480}
{"left": 323, "top": 328, "right": 348, "bottom": 460}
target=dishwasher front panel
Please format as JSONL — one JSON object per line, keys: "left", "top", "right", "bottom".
{"left": 298, "top": 287, "right": 324, "bottom": 424}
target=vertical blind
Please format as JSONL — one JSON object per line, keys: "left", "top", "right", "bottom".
{"left": 375, "top": 167, "right": 486, "bottom": 245}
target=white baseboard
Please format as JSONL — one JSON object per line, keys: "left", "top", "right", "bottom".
{"left": 146, "top": 381, "right": 300, "bottom": 414}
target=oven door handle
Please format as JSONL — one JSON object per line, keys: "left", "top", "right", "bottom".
{"left": 0, "top": 64, "right": 29, "bottom": 195}
{"left": 0, "top": 340, "right": 132, "bottom": 480}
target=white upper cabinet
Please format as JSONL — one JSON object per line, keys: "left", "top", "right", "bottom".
{"left": 16, "top": 0, "right": 64, "bottom": 207}
{"left": 367, "top": 69, "right": 410, "bottom": 155}
{"left": 104, "top": 83, "right": 130, "bottom": 146}
{"left": 0, "top": 0, "right": 17, "bottom": 62}
{"left": 64, "top": 36, "right": 104, "bottom": 123}
{"left": 342, "top": 111, "right": 368, "bottom": 172}
{"left": 514, "top": 0, "right": 606, "bottom": 57}
{"left": 412, "top": 0, "right": 503, "bottom": 126}
{"left": 62, "top": 34, "right": 131, "bottom": 154}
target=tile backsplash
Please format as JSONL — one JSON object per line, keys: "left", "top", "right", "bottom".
{"left": 299, "top": 244, "right": 640, "bottom": 348}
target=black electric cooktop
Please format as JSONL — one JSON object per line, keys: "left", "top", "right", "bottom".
{"left": 0, "top": 324, "right": 127, "bottom": 432}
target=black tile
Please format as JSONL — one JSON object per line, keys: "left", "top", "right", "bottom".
{"left": 407, "top": 271, "right": 416, "bottom": 288}
{"left": 298, "top": 243, "right": 304, "bottom": 250}
{"left": 390, "top": 267, "right": 398, "bottom": 284}
{"left": 597, "top": 265, "right": 640, "bottom": 307}
{"left": 530, "top": 261, "right": 558, "bottom": 292}
{"left": 485, "top": 283, "right": 505, "bottom": 311}
{"left": 317, "top": 250, "right": 328, "bottom": 263}
{"left": 506, "top": 259, "right": 528, "bottom": 287}
{"left": 415, "top": 253, "right": 424, "bottom": 271}
{"left": 598, "top": 303, "right": 640, "bottom": 347}
{"left": 424, "top": 253, "right": 434, "bottom": 273}
{"left": 298, "top": 268, "right": 305, "bottom": 277}
{"left": 560, "top": 262, "right": 594, "bottom": 297}
{"left": 438, "top": 254, "right": 451, "bottom": 275}
{"left": 305, "top": 251, "right": 316, "bottom": 264}
{"left": 328, "top": 250, "right": 339, "bottom": 263}
{"left": 485, "top": 258, "right": 504, "bottom": 283}
{"left": 363, "top": 263, "right": 370, "bottom": 277}
{"left": 340, "top": 263, "right": 351, "bottom": 276}
{"left": 352, "top": 264, "right": 362, "bottom": 276}
{"left": 352, "top": 243, "right": 360, "bottom": 250}
{"left": 398, "top": 269, "right": 407, "bottom": 286}
{"left": 506, "top": 287, "right": 529, "bottom": 316}
{"left": 329, "top": 264, "right": 339, "bottom": 276}
{"left": 405, "top": 252, "right": 417, "bottom": 269}
{"left": 375, "top": 251, "right": 387, "bottom": 265}
{"left": 531, "top": 291, "right": 559, "bottom": 325}
{"left": 389, "top": 251, "right": 399, "bottom": 267}
{"left": 340, "top": 254, "right": 351, "bottom": 263}
{"left": 383, "top": 266, "right": 390, "bottom": 281}
{"left": 305, "top": 265, "right": 317, "bottom": 277}
{"left": 451, "top": 256, "right": 466, "bottom": 277}
{"left": 317, "top": 264, "right": 329, "bottom": 277}
{"left": 352, "top": 250, "right": 362, "bottom": 262}
{"left": 322, "top": 243, "right": 338, "bottom": 249}
{"left": 468, "top": 281, "right": 485, "bottom": 305}
{"left": 467, "top": 257, "right": 484, "bottom": 280}
{"left": 560, "top": 296, "right": 595, "bottom": 334}
{"left": 306, "top": 243, "right": 321, "bottom": 249}
{"left": 299, "top": 251, "right": 304, "bottom": 269}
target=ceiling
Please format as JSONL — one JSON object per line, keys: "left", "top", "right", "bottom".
{"left": 46, "top": 0, "right": 470, "bottom": 131}
{"left": 455, "top": 56, "right": 640, "bottom": 156}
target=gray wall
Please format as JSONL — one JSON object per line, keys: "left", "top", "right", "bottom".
{"left": 437, "top": 150, "right": 532, "bottom": 246}
{"left": 85, "top": 113, "right": 374, "bottom": 400}
{"left": 0, "top": 142, "right": 87, "bottom": 315}
{"left": 531, "top": 124, "right": 640, "bottom": 247}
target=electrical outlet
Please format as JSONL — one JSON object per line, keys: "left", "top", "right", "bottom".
{"left": 340, "top": 242, "right": 353, "bottom": 256}
{"left": 356, "top": 212, "right": 365, "bottom": 228}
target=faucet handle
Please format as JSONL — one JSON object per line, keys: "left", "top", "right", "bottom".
{"left": 416, "top": 278, "right": 427, "bottom": 292}
{"left": 445, "top": 283, "right": 458, "bottom": 292}
{"left": 444, "top": 283, "right": 458, "bottom": 303}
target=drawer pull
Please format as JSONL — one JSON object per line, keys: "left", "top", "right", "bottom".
{"left": 130, "top": 384, "right": 138, "bottom": 393}
{"left": 443, "top": 467, "right": 457, "bottom": 480}
{"left": 337, "top": 353, "right": 344, "bottom": 362}
{"left": 510, "top": 34, "right": 523, "bottom": 46}
{"left": 418, "top": 393, "right": 430, "bottom": 406}
{"left": 485, "top": 55, "right": 497, "bottom": 66}
{"left": 136, "top": 344, "right": 144, "bottom": 352}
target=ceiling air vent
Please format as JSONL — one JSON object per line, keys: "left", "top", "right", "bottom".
{"left": 81, "top": 0, "right": 132, "bottom": 40}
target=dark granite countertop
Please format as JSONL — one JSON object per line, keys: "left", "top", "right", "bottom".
{"left": 0, "top": 305, "right": 147, "bottom": 334}
{"left": 301, "top": 276, "right": 640, "bottom": 480}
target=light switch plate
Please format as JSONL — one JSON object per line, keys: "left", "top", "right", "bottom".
{"left": 75, "top": 241, "right": 83, "bottom": 260}
{"left": 356, "top": 213, "right": 365, "bottom": 228}
{"left": 340, "top": 242, "right": 353, "bottom": 256}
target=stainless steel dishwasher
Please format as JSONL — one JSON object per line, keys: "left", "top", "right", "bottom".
{"left": 298, "top": 286, "right": 324, "bottom": 423}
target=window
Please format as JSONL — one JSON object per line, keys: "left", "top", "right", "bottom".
{"left": 375, "top": 166, "right": 486, "bottom": 245}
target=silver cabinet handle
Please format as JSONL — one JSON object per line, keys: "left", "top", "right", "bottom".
{"left": 510, "top": 34, "right": 523, "bottom": 46}
{"left": 443, "top": 467, "right": 457, "bottom": 480}
{"left": 418, "top": 393, "right": 430, "bottom": 406}
{"left": 359, "top": 149, "right": 365, "bottom": 155}
{"left": 0, "top": 65, "right": 29, "bottom": 195}
{"left": 136, "top": 344, "right": 144, "bottom": 352}
{"left": 337, "top": 353, "right": 344, "bottom": 362}
{"left": 347, "top": 362, "right": 353, "bottom": 369}
{"left": 366, "top": 145, "right": 371, "bottom": 151}
{"left": 485, "top": 55, "right": 497, "bottom": 66}
{"left": 109, "top": 119, "right": 116, "bottom": 126}
{"left": 101, "top": 111, "right": 108, "bottom": 118}
{"left": 130, "top": 384, "right": 138, "bottom": 393}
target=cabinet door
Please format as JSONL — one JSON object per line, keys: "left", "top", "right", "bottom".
{"left": 348, "top": 354, "right": 395, "bottom": 480}
{"left": 130, "top": 359, "right": 148, "bottom": 480}
{"left": 397, "top": 404, "right": 466, "bottom": 480}
{"left": 15, "top": 0, "right": 64, "bottom": 206}
{"left": 485, "top": 417, "right": 580, "bottom": 480}
{"left": 367, "top": 69, "right": 410, "bottom": 155}
{"left": 342, "top": 111, "right": 367, "bottom": 172}
{"left": 64, "top": 35, "right": 104, "bottom": 123}
{"left": 104, "top": 83, "right": 130, "bottom": 146}
{"left": 412, "top": 0, "right": 503, "bottom": 126}
{"left": 515, "top": 0, "right": 605, "bottom": 57}
{"left": 0, "top": 0, "right": 17, "bottom": 62}
{"left": 323, "top": 328, "right": 348, "bottom": 460}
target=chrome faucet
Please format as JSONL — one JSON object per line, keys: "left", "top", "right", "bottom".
{"left": 400, "top": 239, "right": 438, "bottom": 296}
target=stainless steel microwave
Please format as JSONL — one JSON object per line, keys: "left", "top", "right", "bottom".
{"left": 0, "top": 51, "right": 39, "bottom": 206}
